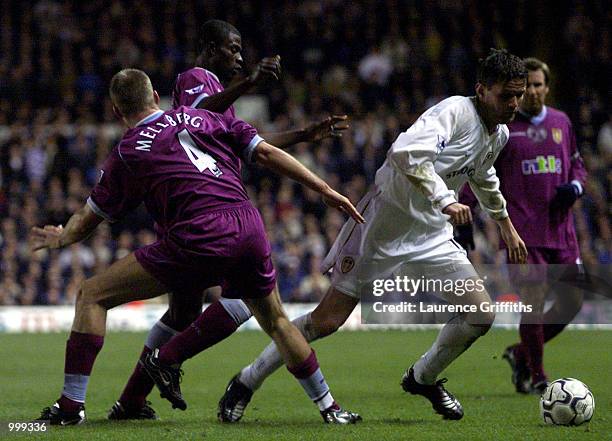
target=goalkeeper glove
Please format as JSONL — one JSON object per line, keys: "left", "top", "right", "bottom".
{"left": 455, "top": 224, "right": 475, "bottom": 251}
{"left": 551, "top": 183, "right": 581, "bottom": 210}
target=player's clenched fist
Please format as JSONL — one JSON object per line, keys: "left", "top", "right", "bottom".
{"left": 248, "top": 55, "right": 281, "bottom": 84}
{"left": 442, "top": 202, "right": 473, "bottom": 225}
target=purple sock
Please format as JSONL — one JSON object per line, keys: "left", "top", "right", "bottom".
{"left": 158, "top": 301, "right": 238, "bottom": 365}
{"left": 60, "top": 331, "right": 104, "bottom": 411}
{"left": 519, "top": 323, "right": 547, "bottom": 384}
{"left": 118, "top": 346, "right": 154, "bottom": 410}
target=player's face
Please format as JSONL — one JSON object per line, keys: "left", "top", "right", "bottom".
{"left": 521, "top": 69, "right": 549, "bottom": 116}
{"left": 479, "top": 78, "right": 526, "bottom": 125}
{"left": 214, "top": 32, "right": 244, "bottom": 83}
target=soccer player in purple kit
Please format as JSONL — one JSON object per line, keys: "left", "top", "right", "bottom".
{"left": 32, "top": 69, "right": 363, "bottom": 425}
{"left": 459, "top": 58, "right": 587, "bottom": 394}
{"left": 499, "top": 58, "right": 587, "bottom": 394}
{"left": 110, "top": 19, "right": 351, "bottom": 420}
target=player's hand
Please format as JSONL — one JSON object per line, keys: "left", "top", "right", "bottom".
{"left": 248, "top": 55, "right": 281, "bottom": 84}
{"left": 551, "top": 183, "right": 580, "bottom": 210}
{"left": 303, "top": 115, "right": 350, "bottom": 142}
{"left": 499, "top": 225, "right": 528, "bottom": 264}
{"left": 321, "top": 187, "right": 365, "bottom": 224}
{"left": 30, "top": 225, "right": 64, "bottom": 251}
{"left": 442, "top": 203, "right": 472, "bottom": 225}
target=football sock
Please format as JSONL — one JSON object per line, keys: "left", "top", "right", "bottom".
{"left": 519, "top": 323, "right": 547, "bottom": 383}
{"left": 287, "top": 350, "right": 335, "bottom": 411}
{"left": 119, "top": 321, "right": 179, "bottom": 409}
{"left": 218, "top": 298, "right": 253, "bottom": 325}
{"left": 59, "top": 331, "right": 104, "bottom": 411}
{"left": 239, "top": 313, "right": 317, "bottom": 391}
{"left": 413, "top": 315, "right": 486, "bottom": 385}
{"left": 158, "top": 301, "right": 238, "bottom": 365}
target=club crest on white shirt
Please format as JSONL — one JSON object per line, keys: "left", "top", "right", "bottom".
{"left": 341, "top": 256, "right": 355, "bottom": 273}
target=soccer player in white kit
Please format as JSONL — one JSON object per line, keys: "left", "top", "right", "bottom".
{"left": 218, "top": 49, "right": 529, "bottom": 422}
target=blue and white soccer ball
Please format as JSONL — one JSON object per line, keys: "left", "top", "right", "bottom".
{"left": 540, "top": 378, "right": 595, "bottom": 426}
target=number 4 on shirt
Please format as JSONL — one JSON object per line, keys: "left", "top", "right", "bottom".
{"left": 177, "top": 129, "right": 223, "bottom": 177}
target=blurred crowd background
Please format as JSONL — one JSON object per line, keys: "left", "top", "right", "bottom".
{"left": 0, "top": 0, "right": 610, "bottom": 305}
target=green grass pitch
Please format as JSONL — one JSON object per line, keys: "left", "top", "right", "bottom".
{"left": 1, "top": 329, "right": 610, "bottom": 440}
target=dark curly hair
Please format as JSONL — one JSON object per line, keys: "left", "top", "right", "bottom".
{"left": 477, "top": 48, "right": 527, "bottom": 87}
{"left": 198, "top": 19, "right": 240, "bottom": 54}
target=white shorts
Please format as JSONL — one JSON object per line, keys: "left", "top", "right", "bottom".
{"left": 322, "top": 189, "right": 479, "bottom": 299}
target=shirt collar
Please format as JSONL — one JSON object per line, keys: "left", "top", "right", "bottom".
{"left": 519, "top": 105, "right": 547, "bottom": 125}
{"left": 135, "top": 110, "right": 164, "bottom": 127}
{"left": 195, "top": 67, "right": 221, "bottom": 84}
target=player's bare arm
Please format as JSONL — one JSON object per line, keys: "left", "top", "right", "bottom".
{"left": 253, "top": 141, "right": 364, "bottom": 224}
{"left": 196, "top": 56, "right": 281, "bottom": 114}
{"left": 30, "top": 204, "right": 102, "bottom": 251}
{"left": 496, "top": 216, "right": 528, "bottom": 264}
{"left": 263, "top": 115, "right": 350, "bottom": 148}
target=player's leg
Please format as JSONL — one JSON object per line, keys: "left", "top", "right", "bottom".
{"left": 112, "top": 293, "right": 254, "bottom": 418}
{"left": 139, "top": 294, "right": 252, "bottom": 410}
{"left": 110, "top": 292, "right": 201, "bottom": 419}
{"left": 518, "top": 250, "right": 583, "bottom": 393}
{"left": 504, "top": 248, "right": 551, "bottom": 393}
{"left": 37, "top": 252, "right": 168, "bottom": 425}
{"left": 541, "top": 251, "right": 584, "bottom": 342}
{"left": 219, "top": 287, "right": 358, "bottom": 422}
{"left": 243, "top": 287, "right": 361, "bottom": 424}
{"left": 516, "top": 283, "right": 548, "bottom": 391}
{"left": 402, "top": 248, "right": 495, "bottom": 420}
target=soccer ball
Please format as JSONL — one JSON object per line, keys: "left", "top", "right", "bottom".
{"left": 540, "top": 378, "right": 595, "bottom": 426}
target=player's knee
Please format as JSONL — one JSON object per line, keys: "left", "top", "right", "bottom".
{"left": 76, "top": 279, "right": 96, "bottom": 306}
{"left": 466, "top": 309, "right": 495, "bottom": 333}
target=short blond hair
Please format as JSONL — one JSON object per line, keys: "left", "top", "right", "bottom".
{"left": 109, "top": 69, "right": 155, "bottom": 116}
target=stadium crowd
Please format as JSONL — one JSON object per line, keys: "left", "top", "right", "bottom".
{"left": 0, "top": 0, "right": 609, "bottom": 305}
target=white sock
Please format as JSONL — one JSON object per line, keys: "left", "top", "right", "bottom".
{"left": 239, "top": 313, "right": 318, "bottom": 390}
{"left": 412, "top": 315, "right": 485, "bottom": 385}
{"left": 219, "top": 298, "right": 253, "bottom": 325}
{"left": 62, "top": 374, "right": 89, "bottom": 403}
{"left": 295, "top": 368, "right": 335, "bottom": 411}
{"left": 145, "top": 320, "right": 179, "bottom": 349}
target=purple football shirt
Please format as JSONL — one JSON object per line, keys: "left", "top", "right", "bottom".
{"left": 172, "top": 67, "right": 235, "bottom": 118}
{"left": 462, "top": 106, "right": 586, "bottom": 249}
{"left": 87, "top": 106, "right": 263, "bottom": 249}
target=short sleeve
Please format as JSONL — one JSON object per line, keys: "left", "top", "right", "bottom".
{"left": 224, "top": 116, "right": 264, "bottom": 163}
{"left": 87, "top": 147, "right": 145, "bottom": 222}
{"left": 172, "top": 70, "right": 219, "bottom": 109}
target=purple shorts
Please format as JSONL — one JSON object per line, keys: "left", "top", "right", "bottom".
{"left": 526, "top": 246, "right": 581, "bottom": 265}
{"left": 135, "top": 202, "right": 276, "bottom": 299}
{"left": 510, "top": 246, "right": 582, "bottom": 284}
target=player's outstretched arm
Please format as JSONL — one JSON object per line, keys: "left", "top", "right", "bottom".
{"left": 30, "top": 204, "right": 103, "bottom": 251}
{"left": 196, "top": 56, "right": 281, "bottom": 114}
{"left": 496, "top": 216, "right": 528, "bottom": 264}
{"left": 262, "top": 115, "right": 350, "bottom": 149}
{"left": 253, "top": 141, "right": 364, "bottom": 223}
